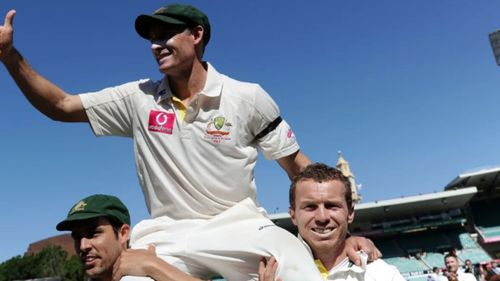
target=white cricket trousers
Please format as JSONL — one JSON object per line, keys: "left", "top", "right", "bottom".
{"left": 121, "top": 198, "right": 323, "bottom": 281}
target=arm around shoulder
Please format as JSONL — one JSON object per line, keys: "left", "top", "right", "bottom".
{"left": 113, "top": 246, "right": 203, "bottom": 281}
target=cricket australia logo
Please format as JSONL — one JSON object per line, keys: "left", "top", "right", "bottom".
{"left": 71, "top": 201, "right": 87, "bottom": 214}
{"left": 205, "top": 116, "right": 232, "bottom": 144}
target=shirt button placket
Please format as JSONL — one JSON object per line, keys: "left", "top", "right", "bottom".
{"left": 181, "top": 100, "right": 198, "bottom": 139}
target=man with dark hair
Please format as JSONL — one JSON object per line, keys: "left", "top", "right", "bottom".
{"left": 440, "top": 254, "right": 477, "bottom": 281}
{"left": 288, "top": 162, "right": 353, "bottom": 211}
{"left": 464, "top": 259, "right": 480, "bottom": 280}
{"left": 261, "top": 163, "right": 402, "bottom": 280}
{"left": 57, "top": 194, "right": 200, "bottom": 281}
{"left": 1, "top": 3, "right": 378, "bottom": 280}
{"left": 428, "top": 266, "right": 443, "bottom": 281}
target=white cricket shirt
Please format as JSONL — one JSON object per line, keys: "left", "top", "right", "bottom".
{"left": 80, "top": 63, "right": 299, "bottom": 219}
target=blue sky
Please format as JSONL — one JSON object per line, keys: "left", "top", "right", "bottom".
{"left": 1, "top": 1, "right": 499, "bottom": 263}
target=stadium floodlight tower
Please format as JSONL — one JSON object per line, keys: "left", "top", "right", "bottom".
{"left": 489, "top": 29, "right": 500, "bottom": 66}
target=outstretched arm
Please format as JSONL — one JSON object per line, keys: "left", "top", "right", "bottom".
{"left": 113, "top": 246, "right": 203, "bottom": 281}
{"left": 0, "top": 10, "right": 87, "bottom": 122}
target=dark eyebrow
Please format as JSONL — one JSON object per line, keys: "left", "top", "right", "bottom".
{"left": 299, "top": 200, "right": 317, "bottom": 206}
{"left": 94, "top": 225, "right": 105, "bottom": 231}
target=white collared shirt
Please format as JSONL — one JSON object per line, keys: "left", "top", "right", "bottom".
{"left": 80, "top": 63, "right": 299, "bottom": 219}
{"left": 315, "top": 252, "right": 406, "bottom": 281}
{"left": 438, "top": 271, "right": 478, "bottom": 281}
{"left": 298, "top": 236, "right": 405, "bottom": 281}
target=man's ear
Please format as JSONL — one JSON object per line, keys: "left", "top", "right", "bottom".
{"left": 289, "top": 207, "right": 297, "bottom": 226}
{"left": 348, "top": 207, "right": 355, "bottom": 224}
{"left": 119, "top": 224, "right": 131, "bottom": 247}
{"left": 191, "top": 25, "right": 204, "bottom": 45}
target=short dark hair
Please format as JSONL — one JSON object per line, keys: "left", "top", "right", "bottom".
{"left": 108, "top": 217, "right": 126, "bottom": 238}
{"left": 444, "top": 253, "right": 458, "bottom": 262}
{"left": 289, "top": 163, "right": 352, "bottom": 209}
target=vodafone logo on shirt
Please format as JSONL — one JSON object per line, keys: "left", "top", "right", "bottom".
{"left": 148, "top": 110, "right": 175, "bottom": 134}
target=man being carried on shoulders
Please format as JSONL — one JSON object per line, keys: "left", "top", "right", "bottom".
{"left": 1, "top": 4, "right": 380, "bottom": 280}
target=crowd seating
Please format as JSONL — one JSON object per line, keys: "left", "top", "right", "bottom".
{"left": 480, "top": 225, "right": 500, "bottom": 237}
{"left": 458, "top": 248, "right": 492, "bottom": 264}
{"left": 459, "top": 232, "right": 478, "bottom": 248}
{"left": 374, "top": 238, "right": 405, "bottom": 257}
{"left": 371, "top": 228, "right": 493, "bottom": 278}
{"left": 384, "top": 257, "right": 428, "bottom": 274}
{"left": 421, "top": 252, "right": 445, "bottom": 268}
{"left": 478, "top": 225, "right": 500, "bottom": 243}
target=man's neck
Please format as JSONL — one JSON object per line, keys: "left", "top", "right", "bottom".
{"left": 89, "top": 265, "right": 115, "bottom": 281}
{"left": 167, "top": 60, "right": 208, "bottom": 106}
{"left": 313, "top": 241, "right": 346, "bottom": 271}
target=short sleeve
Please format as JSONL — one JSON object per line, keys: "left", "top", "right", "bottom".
{"left": 80, "top": 80, "right": 152, "bottom": 137}
{"left": 251, "top": 86, "right": 300, "bottom": 160}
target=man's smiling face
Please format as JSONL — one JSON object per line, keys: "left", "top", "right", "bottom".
{"left": 290, "top": 179, "right": 354, "bottom": 257}
{"left": 71, "top": 217, "right": 128, "bottom": 280}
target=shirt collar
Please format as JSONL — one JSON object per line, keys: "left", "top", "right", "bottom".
{"left": 298, "top": 235, "right": 368, "bottom": 277}
{"left": 327, "top": 252, "right": 367, "bottom": 274}
{"left": 314, "top": 259, "right": 330, "bottom": 280}
{"left": 155, "top": 62, "right": 223, "bottom": 104}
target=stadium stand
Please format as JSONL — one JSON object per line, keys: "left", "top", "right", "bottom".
{"left": 459, "top": 248, "right": 493, "bottom": 264}
{"left": 372, "top": 237, "right": 405, "bottom": 257}
{"left": 470, "top": 199, "right": 500, "bottom": 244}
{"left": 384, "top": 257, "right": 428, "bottom": 273}
{"left": 478, "top": 226, "right": 500, "bottom": 242}
{"left": 447, "top": 167, "right": 500, "bottom": 259}
{"left": 421, "top": 252, "right": 445, "bottom": 268}
{"left": 459, "top": 232, "right": 480, "bottom": 249}
{"left": 369, "top": 227, "right": 490, "bottom": 277}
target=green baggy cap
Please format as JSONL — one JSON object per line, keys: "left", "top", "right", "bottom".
{"left": 135, "top": 3, "right": 211, "bottom": 45}
{"left": 56, "top": 194, "right": 130, "bottom": 231}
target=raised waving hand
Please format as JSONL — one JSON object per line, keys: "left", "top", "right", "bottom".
{"left": 0, "top": 10, "right": 16, "bottom": 61}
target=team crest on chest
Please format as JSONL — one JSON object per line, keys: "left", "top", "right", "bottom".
{"left": 205, "top": 115, "right": 232, "bottom": 144}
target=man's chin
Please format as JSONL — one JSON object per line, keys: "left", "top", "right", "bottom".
{"left": 86, "top": 267, "right": 106, "bottom": 279}
{"left": 309, "top": 238, "right": 337, "bottom": 250}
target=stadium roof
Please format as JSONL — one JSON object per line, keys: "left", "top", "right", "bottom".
{"left": 444, "top": 165, "right": 500, "bottom": 192}
{"left": 353, "top": 186, "right": 477, "bottom": 222}
{"left": 269, "top": 186, "right": 477, "bottom": 225}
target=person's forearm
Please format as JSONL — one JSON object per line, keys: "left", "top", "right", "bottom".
{"left": 277, "top": 150, "right": 312, "bottom": 179}
{"left": 2, "top": 47, "right": 86, "bottom": 122}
